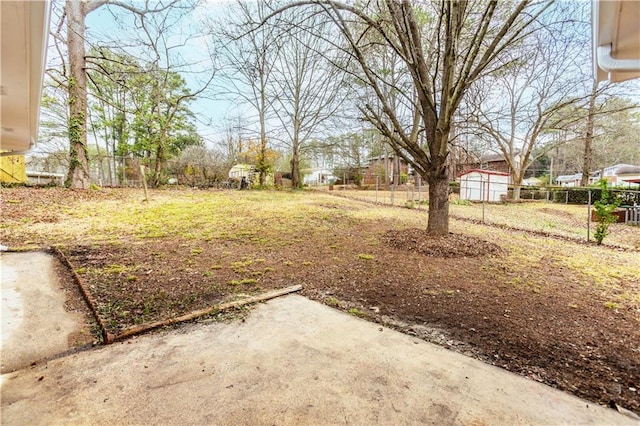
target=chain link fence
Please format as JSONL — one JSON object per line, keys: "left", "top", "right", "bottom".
{"left": 323, "top": 182, "right": 640, "bottom": 248}
{"left": 27, "top": 155, "right": 230, "bottom": 188}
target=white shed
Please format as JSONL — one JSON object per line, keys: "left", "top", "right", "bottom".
{"left": 228, "top": 164, "right": 254, "bottom": 180}
{"left": 459, "top": 170, "right": 510, "bottom": 202}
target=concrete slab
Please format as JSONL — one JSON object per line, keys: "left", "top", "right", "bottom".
{"left": 1, "top": 294, "right": 633, "bottom": 425}
{"left": 0, "top": 252, "right": 84, "bottom": 373}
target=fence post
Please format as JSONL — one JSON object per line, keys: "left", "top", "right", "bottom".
{"left": 587, "top": 189, "right": 591, "bottom": 242}
{"left": 482, "top": 180, "right": 486, "bottom": 224}
{"left": 140, "top": 165, "right": 149, "bottom": 202}
{"left": 625, "top": 206, "right": 629, "bottom": 224}
{"left": 391, "top": 182, "right": 395, "bottom": 206}
{"left": 566, "top": 190, "right": 569, "bottom": 204}
{"left": 375, "top": 175, "right": 379, "bottom": 203}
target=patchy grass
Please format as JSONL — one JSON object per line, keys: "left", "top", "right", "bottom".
{"left": 1, "top": 186, "right": 639, "bottom": 414}
{"left": 447, "top": 199, "right": 639, "bottom": 248}
{"left": 357, "top": 253, "right": 375, "bottom": 260}
{"left": 2, "top": 188, "right": 638, "bottom": 312}
{"left": 331, "top": 188, "right": 638, "bottom": 249}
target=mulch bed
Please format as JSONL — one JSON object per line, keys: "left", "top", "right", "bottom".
{"left": 381, "top": 229, "right": 503, "bottom": 257}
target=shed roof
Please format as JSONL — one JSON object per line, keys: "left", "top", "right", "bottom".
{"left": 460, "top": 169, "right": 510, "bottom": 177}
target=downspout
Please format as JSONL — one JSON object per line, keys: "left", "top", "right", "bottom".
{"left": 30, "top": 0, "right": 52, "bottom": 152}
{"left": 596, "top": 44, "right": 640, "bottom": 72}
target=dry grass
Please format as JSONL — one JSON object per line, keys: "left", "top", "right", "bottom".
{"left": 3, "top": 187, "right": 638, "bottom": 311}
{"left": 330, "top": 188, "right": 640, "bottom": 249}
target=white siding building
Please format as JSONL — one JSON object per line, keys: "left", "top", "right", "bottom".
{"left": 459, "top": 170, "right": 510, "bottom": 202}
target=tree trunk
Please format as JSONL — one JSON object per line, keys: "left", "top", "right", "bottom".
{"left": 153, "top": 144, "right": 164, "bottom": 187}
{"left": 511, "top": 170, "right": 522, "bottom": 200}
{"left": 258, "top": 70, "right": 268, "bottom": 187}
{"left": 384, "top": 151, "right": 390, "bottom": 190}
{"left": 394, "top": 156, "right": 401, "bottom": 186}
{"left": 65, "top": 0, "right": 91, "bottom": 189}
{"left": 291, "top": 146, "right": 300, "bottom": 189}
{"left": 512, "top": 184, "right": 522, "bottom": 201}
{"left": 423, "top": 105, "right": 451, "bottom": 235}
{"left": 427, "top": 171, "right": 450, "bottom": 235}
{"left": 581, "top": 80, "right": 598, "bottom": 187}
{"left": 290, "top": 116, "right": 302, "bottom": 188}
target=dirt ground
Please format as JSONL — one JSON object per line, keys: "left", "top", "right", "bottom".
{"left": 1, "top": 186, "right": 638, "bottom": 414}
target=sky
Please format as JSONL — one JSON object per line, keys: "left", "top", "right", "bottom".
{"left": 44, "top": 0, "right": 640, "bottom": 155}
{"left": 69, "top": 1, "right": 243, "bottom": 147}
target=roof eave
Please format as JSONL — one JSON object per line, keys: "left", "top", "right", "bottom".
{"left": 0, "top": 1, "right": 51, "bottom": 153}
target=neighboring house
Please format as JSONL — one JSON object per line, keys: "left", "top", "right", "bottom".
{"left": 556, "top": 173, "right": 584, "bottom": 187}
{"left": 459, "top": 170, "right": 510, "bottom": 202}
{"left": 228, "top": 164, "right": 275, "bottom": 186}
{"left": 522, "top": 177, "right": 543, "bottom": 187}
{"left": 303, "top": 168, "right": 335, "bottom": 185}
{"left": 616, "top": 165, "right": 640, "bottom": 187}
{"left": 26, "top": 171, "right": 64, "bottom": 185}
{"left": 458, "top": 152, "right": 520, "bottom": 179}
{"left": 363, "top": 155, "right": 409, "bottom": 185}
{"left": 592, "top": 164, "right": 640, "bottom": 186}
{"left": 556, "top": 164, "right": 640, "bottom": 187}
{"left": 0, "top": 154, "right": 27, "bottom": 183}
{"left": 228, "top": 164, "right": 255, "bottom": 181}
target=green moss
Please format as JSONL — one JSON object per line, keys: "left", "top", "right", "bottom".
{"left": 348, "top": 307, "right": 366, "bottom": 318}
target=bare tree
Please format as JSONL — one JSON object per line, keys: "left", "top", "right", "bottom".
{"left": 265, "top": 0, "right": 552, "bottom": 235}
{"left": 216, "top": 115, "right": 248, "bottom": 169}
{"left": 581, "top": 79, "right": 599, "bottom": 187}
{"left": 269, "top": 11, "right": 349, "bottom": 188}
{"left": 214, "top": 1, "right": 281, "bottom": 186}
{"left": 465, "top": 8, "right": 593, "bottom": 199}
{"left": 549, "top": 95, "right": 640, "bottom": 178}
{"left": 172, "top": 145, "right": 226, "bottom": 186}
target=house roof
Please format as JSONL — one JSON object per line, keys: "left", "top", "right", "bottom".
{"left": 616, "top": 165, "right": 640, "bottom": 175}
{"left": 0, "top": 1, "right": 51, "bottom": 153}
{"left": 478, "top": 151, "right": 519, "bottom": 163}
{"left": 593, "top": 0, "right": 640, "bottom": 82}
{"left": 556, "top": 173, "right": 582, "bottom": 182}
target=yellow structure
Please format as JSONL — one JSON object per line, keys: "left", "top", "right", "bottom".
{"left": 0, "top": 154, "right": 27, "bottom": 183}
